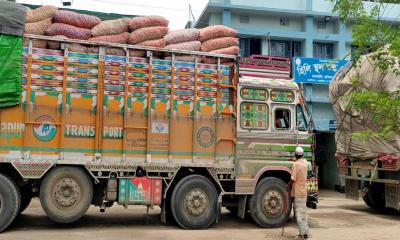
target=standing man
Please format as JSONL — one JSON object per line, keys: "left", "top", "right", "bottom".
{"left": 290, "top": 147, "right": 309, "bottom": 239}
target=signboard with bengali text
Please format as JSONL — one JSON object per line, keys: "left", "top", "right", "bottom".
{"left": 293, "top": 57, "right": 348, "bottom": 84}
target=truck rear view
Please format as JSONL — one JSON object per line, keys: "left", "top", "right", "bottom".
{"left": 330, "top": 49, "right": 400, "bottom": 211}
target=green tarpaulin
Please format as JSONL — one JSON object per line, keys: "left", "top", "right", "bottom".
{"left": 0, "top": 34, "right": 22, "bottom": 108}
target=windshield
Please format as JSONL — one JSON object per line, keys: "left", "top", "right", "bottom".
{"left": 296, "top": 104, "right": 308, "bottom": 131}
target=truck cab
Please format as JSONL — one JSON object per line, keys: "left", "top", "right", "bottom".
{"left": 223, "top": 55, "right": 318, "bottom": 227}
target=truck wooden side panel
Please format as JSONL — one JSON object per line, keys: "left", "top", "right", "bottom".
{"left": 0, "top": 46, "right": 236, "bottom": 172}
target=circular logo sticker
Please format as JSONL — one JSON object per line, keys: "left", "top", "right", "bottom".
{"left": 197, "top": 126, "right": 215, "bottom": 148}
{"left": 33, "top": 115, "right": 57, "bottom": 142}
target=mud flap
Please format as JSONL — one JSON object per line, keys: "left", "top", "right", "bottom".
{"left": 238, "top": 195, "right": 247, "bottom": 219}
{"left": 385, "top": 184, "right": 400, "bottom": 210}
{"left": 160, "top": 198, "right": 166, "bottom": 224}
{"left": 345, "top": 178, "right": 359, "bottom": 200}
{"left": 215, "top": 194, "right": 222, "bottom": 223}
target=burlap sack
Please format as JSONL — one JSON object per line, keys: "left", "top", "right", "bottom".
{"left": 128, "top": 15, "right": 169, "bottom": 31}
{"left": 202, "top": 57, "right": 234, "bottom": 64}
{"left": 330, "top": 49, "right": 400, "bottom": 160}
{"left": 23, "top": 39, "right": 47, "bottom": 49}
{"left": 24, "top": 18, "right": 52, "bottom": 35}
{"left": 26, "top": 5, "right": 58, "bottom": 23}
{"left": 136, "top": 38, "right": 165, "bottom": 48}
{"left": 54, "top": 10, "right": 101, "bottom": 29}
{"left": 164, "top": 55, "right": 196, "bottom": 62}
{"left": 68, "top": 43, "right": 88, "bottom": 52}
{"left": 89, "top": 32, "right": 129, "bottom": 44}
{"left": 201, "top": 37, "right": 239, "bottom": 52}
{"left": 47, "top": 35, "right": 68, "bottom": 50}
{"left": 128, "top": 49, "right": 146, "bottom": 58}
{"left": 91, "top": 18, "right": 130, "bottom": 37}
{"left": 106, "top": 47, "right": 126, "bottom": 56}
{"left": 128, "top": 26, "right": 168, "bottom": 44}
{"left": 199, "top": 25, "right": 237, "bottom": 42}
{"left": 165, "top": 41, "right": 201, "bottom": 51}
{"left": 86, "top": 46, "right": 99, "bottom": 54}
{"left": 210, "top": 46, "right": 240, "bottom": 55}
{"left": 46, "top": 23, "right": 92, "bottom": 40}
{"left": 164, "top": 29, "right": 199, "bottom": 45}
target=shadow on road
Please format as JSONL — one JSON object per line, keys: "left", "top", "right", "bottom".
{"left": 9, "top": 210, "right": 261, "bottom": 232}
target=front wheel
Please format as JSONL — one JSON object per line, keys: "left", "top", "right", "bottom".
{"left": 170, "top": 175, "right": 218, "bottom": 229}
{"left": 40, "top": 167, "right": 93, "bottom": 223}
{"left": 0, "top": 173, "right": 21, "bottom": 232}
{"left": 249, "top": 177, "right": 291, "bottom": 228}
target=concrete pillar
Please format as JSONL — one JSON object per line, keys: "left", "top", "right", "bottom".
{"left": 336, "top": 20, "right": 346, "bottom": 59}
{"left": 306, "top": 0, "right": 312, "bottom": 11}
{"left": 305, "top": 16, "right": 314, "bottom": 57}
{"left": 261, "top": 37, "right": 269, "bottom": 55}
{"left": 223, "top": 9, "right": 231, "bottom": 26}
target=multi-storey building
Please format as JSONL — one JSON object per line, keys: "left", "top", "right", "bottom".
{"left": 194, "top": 0, "right": 400, "bottom": 189}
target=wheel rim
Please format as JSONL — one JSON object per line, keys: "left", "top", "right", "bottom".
{"left": 53, "top": 177, "right": 81, "bottom": 208}
{"left": 261, "top": 189, "right": 284, "bottom": 218}
{"left": 184, "top": 188, "right": 209, "bottom": 217}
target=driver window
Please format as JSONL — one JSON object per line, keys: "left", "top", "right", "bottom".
{"left": 274, "top": 109, "right": 291, "bottom": 130}
{"left": 296, "top": 104, "right": 308, "bottom": 131}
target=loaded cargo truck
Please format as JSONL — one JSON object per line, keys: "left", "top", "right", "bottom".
{"left": 0, "top": 34, "right": 318, "bottom": 232}
{"left": 330, "top": 51, "right": 400, "bottom": 211}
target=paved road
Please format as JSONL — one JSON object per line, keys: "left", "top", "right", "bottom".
{"left": 2, "top": 191, "right": 399, "bottom": 240}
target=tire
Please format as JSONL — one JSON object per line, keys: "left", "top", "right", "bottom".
{"left": 0, "top": 173, "right": 21, "bottom": 232}
{"left": 249, "top": 177, "right": 291, "bottom": 228}
{"left": 40, "top": 167, "right": 93, "bottom": 223}
{"left": 19, "top": 184, "right": 33, "bottom": 214}
{"left": 170, "top": 175, "right": 218, "bottom": 229}
{"left": 362, "top": 182, "right": 385, "bottom": 210}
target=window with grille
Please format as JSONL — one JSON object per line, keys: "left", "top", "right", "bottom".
{"left": 240, "top": 102, "right": 268, "bottom": 130}
{"left": 240, "top": 15, "right": 250, "bottom": 24}
{"left": 313, "top": 42, "right": 334, "bottom": 59}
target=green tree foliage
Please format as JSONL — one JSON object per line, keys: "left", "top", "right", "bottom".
{"left": 331, "top": 0, "right": 400, "bottom": 140}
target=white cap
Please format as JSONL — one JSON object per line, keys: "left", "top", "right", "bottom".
{"left": 295, "top": 146, "right": 304, "bottom": 156}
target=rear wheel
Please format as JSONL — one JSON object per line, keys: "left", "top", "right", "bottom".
{"left": 170, "top": 175, "right": 218, "bottom": 229}
{"left": 362, "top": 182, "right": 385, "bottom": 210}
{"left": 40, "top": 167, "right": 93, "bottom": 223}
{"left": 0, "top": 173, "right": 21, "bottom": 232}
{"left": 249, "top": 177, "right": 291, "bottom": 228}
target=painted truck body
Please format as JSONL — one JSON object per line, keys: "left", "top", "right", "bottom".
{"left": 0, "top": 35, "right": 317, "bottom": 232}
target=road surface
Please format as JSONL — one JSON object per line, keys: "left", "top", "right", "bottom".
{"left": 2, "top": 190, "right": 399, "bottom": 240}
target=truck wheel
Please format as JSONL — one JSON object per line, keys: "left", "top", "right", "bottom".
{"left": 170, "top": 175, "right": 218, "bottom": 229}
{"left": 40, "top": 167, "right": 93, "bottom": 223}
{"left": 249, "top": 177, "right": 291, "bottom": 228}
{"left": 362, "top": 182, "right": 385, "bottom": 210}
{"left": 0, "top": 173, "right": 21, "bottom": 232}
{"left": 19, "top": 184, "right": 33, "bottom": 214}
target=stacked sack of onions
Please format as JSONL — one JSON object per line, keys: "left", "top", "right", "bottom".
{"left": 46, "top": 10, "right": 101, "bottom": 52}
{"left": 199, "top": 25, "right": 239, "bottom": 63}
{"left": 87, "top": 17, "right": 131, "bottom": 55}
{"left": 163, "top": 29, "right": 200, "bottom": 62}
{"left": 127, "top": 16, "right": 169, "bottom": 57}
{"left": 24, "top": 5, "right": 57, "bottom": 48}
